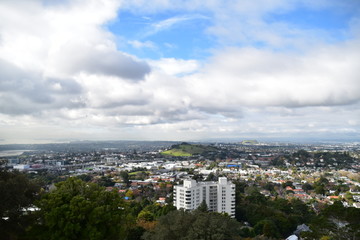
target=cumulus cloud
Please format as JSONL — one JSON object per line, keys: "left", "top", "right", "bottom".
{"left": 75, "top": 74, "right": 152, "bottom": 109}
{"left": 0, "top": 0, "right": 359, "bottom": 142}
{"left": 149, "top": 58, "right": 200, "bottom": 75}
{"left": 51, "top": 41, "right": 150, "bottom": 80}
{"left": 187, "top": 42, "right": 360, "bottom": 111}
{"left": 0, "top": 58, "right": 84, "bottom": 115}
{"left": 0, "top": 0, "right": 150, "bottom": 116}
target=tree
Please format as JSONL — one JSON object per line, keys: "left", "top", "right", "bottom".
{"left": 197, "top": 200, "right": 208, "bottom": 212}
{"left": 234, "top": 180, "right": 247, "bottom": 194}
{"left": 303, "top": 201, "right": 360, "bottom": 240}
{"left": 205, "top": 172, "right": 217, "bottom": 181}
{"left": 254, "top": 220, "right": 280, "bottom": 238}
{"left": 0, "top": 169, "right": 41, "bottom": 240}
{"left": 125, "top": 189, "right": 134, "bottom": 199}
{"left": 96, "top": 176, "right": 114, "bottom": 187}
{"left": 239, "top": 227, "right": 255, "bottom": 238}
{"left": 315, "top": 185, "right": 326, "bottom": 195}
{"left": 245, "top": 187, "right": 267, "bottom": 204}
{"left": 281, "top": 181, "right": 294, "bottom": 189}
{"left": 294, "top": 150, "right": 310, "bottom": 158}
{"left": 137, "top": 210, "right": 154, "bottom": 222}
{"left": 143, "top": 210, "right": 241, "bottom": 240}
{"left": 30, "top": 178, "right": 126, "bottom": 240}
{"left": 316, "top": 176, "right": 329, "bottom": 185}
{"left": 192, "top": 174, "right": 203, "bottom": 181}
{"left": 76, "top": 174, "right": 92, "bottom": 182}
{"left": 208, "top": 162, "right": 218, "bottom": 170}
{"left": 271, "top": 156, "right": 285, "bottom": 166}
{"left": 235, "top": 183, "right": 315, "bottom": 239}
{"left": 302, "top": 183, "right": 314, "bottom": 192}
{"left": 119, "top": 171, "right": 130, "bottom": 186}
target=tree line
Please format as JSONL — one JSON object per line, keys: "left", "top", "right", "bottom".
{"left": 1, "top": 169, "right": 359, "bottom": 239}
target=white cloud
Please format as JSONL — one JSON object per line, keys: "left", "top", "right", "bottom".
{"left": 49, "top": 40, "right": 150, "bottom": 80}
{"left": 187, "top": 42, "right": 360, "bottom": 110}
{"left": 75, "top": 73, "right": 152, "bottom": 109}
{"left": 0, "top": 0, "right": 150, "bottom": 117}
{"left": 0, "top": 0, "right": 359, "bottom": 143}
{"left": 149, "top": 58, "right": 200, "bottom": 75}
{"left": 128, "top": 40, "right": 156, "bottom": 49}
{"left": 123, "top": 0, "right": 360, "bottom": 49}
{"left": 142, "top": 14, "right": 208, "bottom": 37}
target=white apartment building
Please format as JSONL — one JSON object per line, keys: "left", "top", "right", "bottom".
{"left": 173, "top": 177, "right": 235, "bottom": 218}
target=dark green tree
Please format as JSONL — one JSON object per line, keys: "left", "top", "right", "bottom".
{"left": 30, "top": 177, "right": 126, "bottom": 240}
{"left": 271, "top": 156, "right": 286, "bottom": 166}
{"left": 316, "top": 176, "right": 329, "bottom": 185}
{"left": 302, "top": 182, "right": 313, "bottom": 192}
{"left": 192, "top": 174, "right": 203, "bottom": 181}
{"left": 293, "top": 150, "right": 310, "bottom": 158}
{"left": 205, "top": 172, "right": 218, "bottom": 181}
{"left": 120, "top": 171, "right": 130, "bottom": 186}
{"left": 76, "top": 174, "right": 93, "bottom": 182}
{"left": 314, "top": 185, "right": 326, "bottom": 195}
{"left": 197, "top": 200, "right": 208, "bottom": 212}
{"left": 254, "top": 220, "right": 280, "bottom": 238}
{"left": 234, "top": 180, "right": 247, "bottom": 194}
{"left": 143, "top": 210, "right": 241, "bottom": 240}
{"left": 0, "top": 169, "right": 41, "bottom": 240}
{"left": 303, "top": 201, "right": 360, "bottom": 240}
{"left": 235, "top": 183, "right": 315, "bottom": 239}
{"left": 96, "top": 176, "right": 114, "bottom": 187}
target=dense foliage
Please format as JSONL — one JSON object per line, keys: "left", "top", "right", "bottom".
{"left": 29, "top": 178, "right": 126, "bottom": 240}
{"left": 234, "top": 184, "right": 313, "bottom": 239}
{"left": 143, "top": 210, "right": 241, "bottom": 240}
{"left": 1, "top": 168, "right": 360, "bottom": 240}
{"left": 0, "top": 169, "right": 40, "bottom": 240}
{"left": 302, "top": 201, "right": 360, "bottom": 239}
{"left": 271, "top": 150, "right": 356, "bottom": 169}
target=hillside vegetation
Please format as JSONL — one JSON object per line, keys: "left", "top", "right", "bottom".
{"left": 241, "top": 140, "right": 259, "bottom": 145}
{"left": 161, "top": 143, "right": 217, "bottom": 157}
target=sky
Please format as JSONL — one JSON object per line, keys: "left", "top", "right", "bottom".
{"left": 0, "top": 0, "right": 360, "bottom": 144}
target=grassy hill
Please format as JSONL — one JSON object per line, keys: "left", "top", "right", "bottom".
{"left": 161, "top": 143, "right": 217, "bottom": 157}
{"left": 241, "top": 140, "right": 258, "bottom": 145}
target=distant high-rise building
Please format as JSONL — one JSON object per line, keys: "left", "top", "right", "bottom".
{"left": 173, "top": 177, "right": 235, "bottom": 217}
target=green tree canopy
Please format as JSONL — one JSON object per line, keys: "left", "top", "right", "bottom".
{"left": 197, "top": 200, "right": 208, "bottom": 212}
{"left": 303, "top": 201, "right": 360, "bottom": 240}
{"left": 143, "top": 210, "right": 241, "bottom": 240}
{"left": 205, "top": 172, "right": 218, "bottom": 181}
{"left": 0, "top": 169, "right": 40, "bottom": 239}
{"left": 30, "top": 177, "right": 126, "bottom": 240}
{"left": 137, "top": 210, "right": 154, "bottom": 222}
{"left": 119, "top": 171, "right": 130, "bottom": 186}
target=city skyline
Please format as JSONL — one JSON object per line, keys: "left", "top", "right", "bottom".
{"left": 0, "top": 0, "right": 360, "bottom": 144}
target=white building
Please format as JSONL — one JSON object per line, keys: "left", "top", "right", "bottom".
{"left": 13, "top": 164, "right": 30, "bottom": 170}
{"left": 173, "top": 177, "right": 235, "bottom": 218}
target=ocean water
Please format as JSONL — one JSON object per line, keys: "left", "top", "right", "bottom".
{"left": 0, "top": 150, "right": 30, "bottom": 157}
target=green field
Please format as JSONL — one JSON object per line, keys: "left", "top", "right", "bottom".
{"left": 161, "top": 149, "right": 192, "bottom": 156}
{"left": 128, "top": 171, "right": 144, "bottom": 176}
